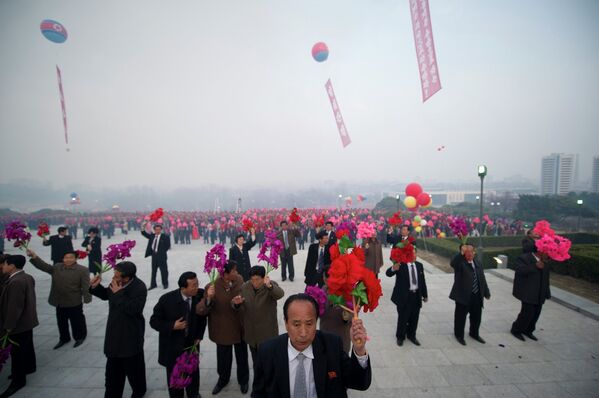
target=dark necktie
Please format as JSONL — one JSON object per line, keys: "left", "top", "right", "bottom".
{"left": 317, "top": 247, "right": 324, "bottom": 272}
{"left": 410, "top": 264, "right": 417, "bottom": 290}
{"left": 184, "top": 297, "right": 192, "bottom": 337}
{"left": 471, "top": 262, "right": 479, "bottom": 294}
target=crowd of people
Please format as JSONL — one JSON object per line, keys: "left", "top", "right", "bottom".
{"left": 0, "top": 208, "right": 548, "bottom": 398}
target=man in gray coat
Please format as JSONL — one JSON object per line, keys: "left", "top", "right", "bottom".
{"left": 0, "top": 255, "right": 39, "bottom": 398}
{"left": 27, "top": 249, "right": 91, "bottom": 349}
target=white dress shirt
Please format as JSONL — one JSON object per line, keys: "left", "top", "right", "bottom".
{"left": 287, "top": 338, "right": 369, "bottom": 398}
{"left": 153, "top": 234, "right": 161, "bottom": 252}
{"left": 407, "top": 262, "right": 418, "bottom": 291}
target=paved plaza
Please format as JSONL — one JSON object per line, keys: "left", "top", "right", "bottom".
{"left": 1, "top": 232, "right": 598, "bottom": 397}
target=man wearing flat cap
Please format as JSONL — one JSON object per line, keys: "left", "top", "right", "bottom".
{"left": 90, "top": 261, "right": 148, "bottom": 398}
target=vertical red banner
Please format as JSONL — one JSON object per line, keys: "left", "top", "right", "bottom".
{"left": 325, "top": 78, "right": 352, "bottom": 148}
{"left": 56, "top": 65, "right": 68, "bottom": 146}
{"left": 410, "top": 0, "right": 442, "bottom": 102}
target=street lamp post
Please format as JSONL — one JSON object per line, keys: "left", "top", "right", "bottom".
{"left": 395, "top": 194, "right": 400, "bottom": 212}
{"left": 477, "top": 165, "right": 487, "bottom": 258}
{"left": 338, "top": 194, "right": 343, "bottom": 211}
{"left": 577, "top": 199, "right": 584, "bottom": 231}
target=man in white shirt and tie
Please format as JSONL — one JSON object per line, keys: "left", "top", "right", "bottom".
{"left": 142, "top": 222, "right": 171, "bottom": 290}
{"left": 252, "top": 293, "right": 372, "bottom": 397}
{"left": 385, "top": 245, "right": 428, "bottom": 347}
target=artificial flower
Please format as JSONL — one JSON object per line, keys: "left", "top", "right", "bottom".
{"left": 257, "top": 230, "right": 283, "bottom": 274}
{"left": 205, "top": 244, "right": 227, "bottom": 284}
{"left": 37, "top": 222, "right": 50, "bottom": 238}
{"left": 149, "top": 208, "right": 164, "bottom": 222}
{"left": 5, "top": 221, "right": 31, "bottom": 250}
{"left": 305, "top": 285, "right": 327, "bottom": 316}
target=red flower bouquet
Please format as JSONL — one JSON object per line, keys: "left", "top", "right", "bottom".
{"left": 242, "top": 218, "right": 255, "bottom": 232}
{"left": 75, "top": 250, "right": 88, "bottom": 260}
{"left": 149, "top": 208, "right": 164, "bottom": 222}
{"left": 37, "top": 222, "right": 50, "bottom": 238}
{"left": 289, "top": 208, "right": 301, "bottom": 224}
{"left": 388, "top": 212, "right": 403, "bottom": 227}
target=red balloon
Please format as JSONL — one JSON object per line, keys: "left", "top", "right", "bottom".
{"left": 417, "top": 192, "right": 431, "bottom": 207}
{"left": 405, "top": 183, "right": 423, "bottom": 198}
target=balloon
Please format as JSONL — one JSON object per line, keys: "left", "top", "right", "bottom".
{"left": 405, "top": 183, "right": 423, "bottom": 198}
{"left": 420, "top": 220, "right": 427, "bottom": 227}
{"left": 417, "top": 192, "right": 432, "bottom": 207}
{"left": 312, "top": 42, "right": 329, "bottom": 62}
{"left": 403, "top": 196, "right": 417, "bottom": 209}
{"left": 428, "top": 221, "right": 434, "bottom": 227}
{"left": 414, "top": 215, "right": 422, "bottom": 222}
{"left": 40, "top": 19, "right": 68, "bottom": 43}
{"left": 404, "top": 220, "right": 411, "bottom": 226}
{"left": 412, "top": 221, "right": 419, "bottom": 228}
{"left": 415, "top": 226, "right": 422, "bottom": 233}
{"left": 439, "top": 232, "right": 446, "bottom": 238}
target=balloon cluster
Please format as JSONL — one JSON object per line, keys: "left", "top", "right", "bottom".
{"left": 403, "top": 182, "right": 432, "bottom": 211}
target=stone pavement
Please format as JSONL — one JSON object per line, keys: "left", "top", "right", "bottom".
{"left": 1, "top": 232, "right": 598, "bottom": 398}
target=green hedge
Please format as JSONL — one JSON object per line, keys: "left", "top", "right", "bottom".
{"left": 429, "top": 233, "right": 599, "bottom": 249}
{"left": 417, "top": 238, "right": 599, "bottom": 282}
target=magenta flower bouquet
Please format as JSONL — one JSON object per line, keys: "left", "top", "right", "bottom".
{"left": 4, "top": 221, "right": 32, "bottom": 250}
{"left": 356, "top": 222, "right": 376, "bottom": 240}
{"left": 169, "top": 341, "right": 200, "bottom": 389}
{"left": 95, "top": 240, "right": 136, "bottom": 274}
{"left": 205, "top": 244, "right": 227, "bottom": 284}
{"left": 305, "top": 285, "right": 327, "bottom": 316}
{"left": 535, "top": 234, "right": 572, "bottom": 262}
{"left": 448, "top": 217, "right": 469, "bottom": 243}
{"left": 257, "top": 230, "right": 283, "bottom": 274}
{"left": 0, "top": 331, "right": 17, "bottom": 373}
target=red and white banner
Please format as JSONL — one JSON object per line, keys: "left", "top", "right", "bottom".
{"left": 56, "top": 65, "right": 69, "bottom": 145}
{"left": 325, "top": 78, "right": 351, "bottom": 148}
{"left": 409, "top": 0, "right": 441, "bottom": 102}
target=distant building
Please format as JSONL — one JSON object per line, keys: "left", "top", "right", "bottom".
{"left": 593, "top": 156, "right": 599, "bottom": 193}
{"left": 541, "top": 153, "right": 579, "bottom": 195}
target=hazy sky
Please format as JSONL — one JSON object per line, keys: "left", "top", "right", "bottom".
{"left": 1, "top": 0, "right": 598, "bottom": 189}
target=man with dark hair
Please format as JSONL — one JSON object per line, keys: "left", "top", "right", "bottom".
{"left": 277, "top": 221, "right": 301, "bottom": 282}
{"left": 386, "top": 246, "right": 428, "bottom": 346}
{"left": 387, "top": 225, "right": 411, "bottom": 246}
{"left": 228, "top": 227, "right": 256, "bottom": 282}
{"left": 510, "top": 245, "right": 551, "bottom": 342}
{"left": 324, "top": 221, "right": 337, "bottom": 246}
{"left": 521, "top": 229, "right": 540, "bottom": 254}
{"left": 197, "top": 261, "right": 250, "bottom": 395}
{"left": 150, "top": 271, "right": 207, "bottom": 398}
{"left": 90, "top": 261, "right": 148, "bottom": 397}
{"left": 142, "top": 222, "right": 171, "bottom": 290}
{"left": 304, "top": 230, "right": 330, "bottom": 287}
{"left": 26, "top": 249, "right": 91, "bottom": 349}
{"left": 449, "top": 244, "right": 491, "bottom": 345}
{"left": 42, "top": 226, "right": 73, "bottom": 264}
{"left": 82, "top": 227, "right": 102, "bottom": 275}
{"left": 253, "top": 293, "right": 372, "bottom": 397}
{"left": 0, "top": 255, "right": 38, "bottom": 398}
{"left": 239, "top": 265, "right": 285, "bottom": 368}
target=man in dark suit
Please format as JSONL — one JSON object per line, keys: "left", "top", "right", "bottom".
{"left": 252, "top": 293, "right": 371, "bottom": 397}
{"left": 323, "top": 221, "right": 337, "bottom": 247}
{"left": 150, "top": 272, "right": 207, "bottom": 398}
{"left": 90, "top": 261, "right": 148, "bottom": 398}
{"left": 386, "top": 225, "right": 411, "bottom": 246}
{"left": 229, "top": 228, "right": 256, "bottom": 281}
{"left": 0, "top": 255, "right": 39, "bottom": 398}
{"left": 449, "top": 244, "right": 491, "bottom": 345}
{"left": 277, "top": 221, "right": 301, "bottom": 282}
{"left": 42, "top": 226, "right": 73, "bottom": 264}
{"left": 142, "top": 222, "right": 171, "bottom": 290}
{"left": 385, "top": 246, "right": 428, "bottom": 346}
{"left": 304, "top": 231, "right": 330, "bottom": 287}
{"left": 82, "top": 227, "right": 102, "bottom": 275}
{"left": 510, "top": 249, "right": 551, "bottom": 342}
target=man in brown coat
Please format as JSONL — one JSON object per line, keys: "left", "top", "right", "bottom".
{"left": 27, "top": 249, "right": 91, "bottom": 349}
{"left": 197, "top": 261, "right": 250, "bottom": 395}
{"left": 239, "top": 266, "right": 285, "bottom": 367}
{"left": 276, "top": 221, "right": 300, "bottom": 282}
{"left": 362, "top": 237, "right": 383, "bottom": 276}
{"left": 0, "top": 255, "right": 39, "bottom": 398}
